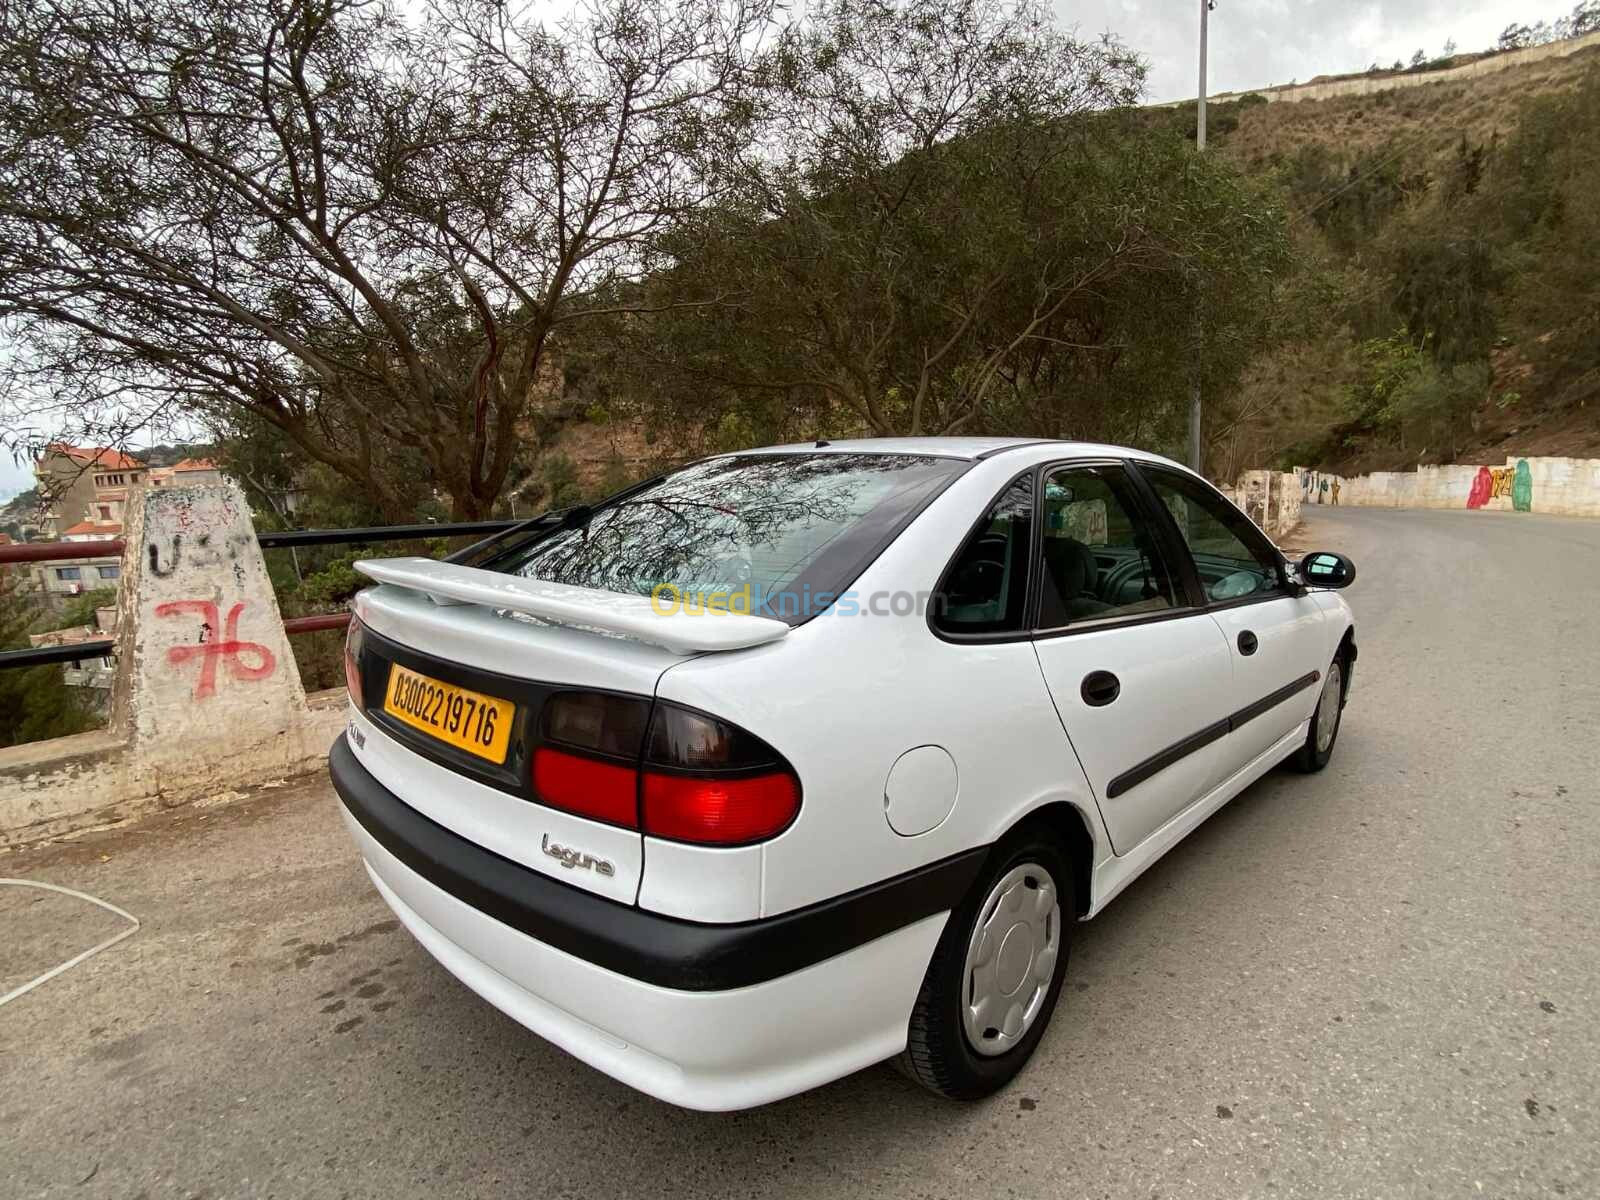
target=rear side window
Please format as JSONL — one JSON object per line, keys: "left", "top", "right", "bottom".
{"left": 933, "top": 475, "right": 1033, "bottom": 636}
{"left": 494, "top": 453, "right": 963, "bottom": 622}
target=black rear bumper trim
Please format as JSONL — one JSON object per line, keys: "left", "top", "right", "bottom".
{"left": 330, "top": 735, "right": 986, "bottom": 992}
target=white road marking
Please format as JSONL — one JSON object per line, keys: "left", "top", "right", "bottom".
{"left": 0, "top": 878, "right": 141, "bottom": 1009}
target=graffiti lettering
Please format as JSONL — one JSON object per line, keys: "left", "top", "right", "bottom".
{"left": 154, "top": 600, "right": 276, "bottom": 699}
{"left": 148, "top": 535, "right": 181, "bottom": 577}
{"left": 1299, "top": 469, "right": 1340, "bottom": 505}
{"left": 1512, "top": 460, "right": 1533, "bottom": 512}
{"left": 146, "top": 531, "right": 254, "bottom": 578}
{"left": 1466, "top": 460, "right": 1534, "bottom": 511}
{"left": 1467, "top": 467, "right": 1493, "bottom": 509}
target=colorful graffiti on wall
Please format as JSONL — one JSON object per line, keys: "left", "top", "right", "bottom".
{"left": 1466, "top": 460, "right": 1533, "bottom": 511}
{"left": 1299, "top": 470, "right": 1341, "bottom": 505}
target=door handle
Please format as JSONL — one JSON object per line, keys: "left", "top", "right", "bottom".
{"left": 1081, "top": 670, "right": 1121, "bottom": 707}
{"left": 1237, "top": 630, "right": 1259, "bottom": 656}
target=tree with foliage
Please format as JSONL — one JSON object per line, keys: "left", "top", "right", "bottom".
{"left": 0, "top": 0, "right": 784, "bottom": 518}
{"left": 0, "top": 570, "right": 97, "bottom": 746}
{"left": 1499, "top": 23, "right": 1535, "bottom": 51}
{"left": 50, "top": 587, "right": 117, "bottom": 631}
{"left": 596, "top": 0, "right": 1287, "bottom": 462}
{"left": 1386, "top": 230, "right": 1501, "bottom": 368}
{"left": 1282, "top": 142, "right": 1429, "bottom": 254}
{"left": 1332, "top": 332, "right": 1488, "bottom": 459}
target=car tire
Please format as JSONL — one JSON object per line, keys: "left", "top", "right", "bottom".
{"left": 896, "top": 829, "right": 1072, "bottom": 1100}
{"left": 1293, "top": 651, "right": 1347, "bottom": 773}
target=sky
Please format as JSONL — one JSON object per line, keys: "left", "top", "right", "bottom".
{"left": 1066, "top": 0, "right": 1576, "bottom": 102}
{"left": 0, "top": 461, "right": 34, "bottom": 503}
{"left": 0, "top": 0, "right": 1578, "bottom": 503}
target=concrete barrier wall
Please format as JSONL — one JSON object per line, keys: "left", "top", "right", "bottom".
{"left": 1, "top": 484, "right": 346, "bottom": 846}
{"left": 1217, "top": 470, "right": 1303, "bottom": 540}
{"left": 1292, "top": 456, "right": 1600, "bottom": 517}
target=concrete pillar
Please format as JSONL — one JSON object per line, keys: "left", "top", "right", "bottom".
{"left": 1, "top": 483, "right": 347, "bottom": 845}
{"left": 114, "top": 484, "right": 330, "bottom": 797}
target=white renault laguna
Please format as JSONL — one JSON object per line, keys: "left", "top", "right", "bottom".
{"left": 332, "top": 438, "right": 1356, "bottom": 1110}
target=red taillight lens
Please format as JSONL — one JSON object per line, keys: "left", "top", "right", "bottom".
{"left": 531, "top": 747, "right": 640, "bottom": 827}
{"left": 343, "top": 616, "right": 365, "bottom": 709}
{"left": 529, "top": 692, "right": 801, "bottom": 845}
{"left": 641, "top": 769, "right": 800, "bottom": 845}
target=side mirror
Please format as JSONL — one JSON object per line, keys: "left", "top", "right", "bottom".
{"left": 1298, "top": 551, "right": 1356, "bottom": 589}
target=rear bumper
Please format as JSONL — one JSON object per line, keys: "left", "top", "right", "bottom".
{"left": 329, "top": 735, "right": 972, "bottom": 1109}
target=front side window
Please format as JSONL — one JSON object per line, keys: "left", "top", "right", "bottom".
{"left": 492, "top": 453, "right": 964, "bottom": 623}
{"left": 1038, "top": 465, "right": 1179, "bottom": 628}
{"left": 933, "top": 475, "right": 1033, "bottom": 635}
{"left": 1142, "top": 468, "right": 1284, "bottom": 603}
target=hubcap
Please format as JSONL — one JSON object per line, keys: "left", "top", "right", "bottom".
{"left": 1316, "top": 663, "right": 1343, "bottom": 753}
{"left": 961, "top": 863, "right": 1061, "bottom": 1057}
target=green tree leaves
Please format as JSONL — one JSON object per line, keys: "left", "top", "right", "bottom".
{"left": 588, "top": 0, "right": 1286, "bottom": 462}
{"left": 0, "top": 573, "right": 97, "bottom": 747}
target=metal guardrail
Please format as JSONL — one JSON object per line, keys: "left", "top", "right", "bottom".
{"left": 0, "top": 539, "right": 129, "bottom": 564}
{"left": 0, "top": 518, "right": 523, "bottom": 671}
{"left": 283, "top": 612, "right": 354, "bottom": 635}
{"left": 0, "top": 518, "right": 522, "bottom": 565}
{"left": 0, "top": 640, "right": 116, "bottom": 670}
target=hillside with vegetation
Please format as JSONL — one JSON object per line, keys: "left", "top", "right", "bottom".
{"left": 562, "top": 23, "right": 1600, "bottom": 483}
{"left": 1163, "top": 34, "right": 1600, "bottom": 477}
{"left": 2, "top": 0, "right": 1596, "bottom": 526}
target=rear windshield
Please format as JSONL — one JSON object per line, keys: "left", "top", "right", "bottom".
{"left": 490, "top": 453, "right": 965, "bottom": 623}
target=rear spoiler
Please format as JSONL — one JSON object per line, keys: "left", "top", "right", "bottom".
{"left": 353, "top": 557, "right": 791, "bottom": 655}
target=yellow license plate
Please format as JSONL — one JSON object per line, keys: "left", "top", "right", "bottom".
{"left": 383, "top": 663, "right": 515, "bottom": 764}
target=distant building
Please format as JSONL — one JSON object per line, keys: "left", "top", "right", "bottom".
{"left": 23, "top": 446, "right": 229, "bottom": 612}
{"left": 32, "top": 444, "right": 146, "bottom": 538}
{"left": 27, "top": 605, "right": 118, "bottom": 697}
{"left": 30, "top": 521, "right": 123, "bottom": 604}
{"left": 149, "top": 458, "right": 225, "bottom": 489}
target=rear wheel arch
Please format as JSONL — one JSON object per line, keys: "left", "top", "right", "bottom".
{"left": 1334, "top": 623, "right": 1357, "bottom": 701}
{"left": 1001, "top": 801, "right": 1096, "bottom": 918}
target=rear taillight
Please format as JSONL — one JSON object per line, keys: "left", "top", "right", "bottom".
{"left": 531, "top": 747, "right": 639, "bottom": 827}
{"left": 532, "top": 692, "right": 801, "bottom": 845}
{"left": 344, "top": 616, "right": 365, "bottom": 708}
{"left": 641, "top": 770, "right": 801, "bottom": 844}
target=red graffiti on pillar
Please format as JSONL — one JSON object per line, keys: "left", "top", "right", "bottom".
{"left": 1466, "top": 466, "right": 1493, "bottom": 509}
{"left": 154, "top": 600, "right": 276, "bottom": 699}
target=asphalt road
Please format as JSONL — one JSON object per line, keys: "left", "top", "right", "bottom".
{"left": 4, "top": 506, "right": 1598, "bottom": 1199}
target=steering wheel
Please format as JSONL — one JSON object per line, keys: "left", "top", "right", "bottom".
{"left": 1209, "top": 570, "right": 1260, "bottom": 602}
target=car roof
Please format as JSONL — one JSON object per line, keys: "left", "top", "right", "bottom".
{"left": 735, "top": 436, "right": 1191, "bottom": 470}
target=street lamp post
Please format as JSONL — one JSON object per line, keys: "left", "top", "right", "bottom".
{"left": 1188, "top": 0, "right": 1212, "bottom": 473}
{"left": 1197, "top": 0, "right": 1210, "bottom": 152}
